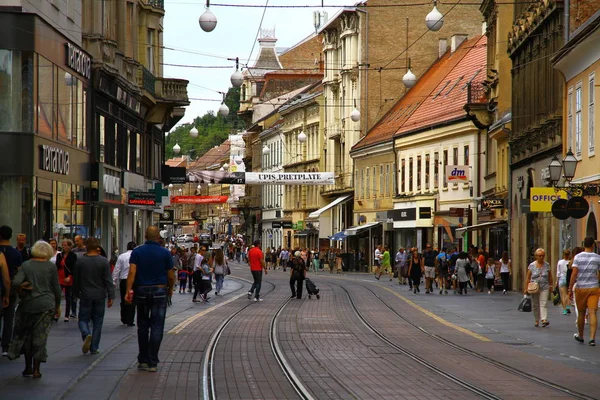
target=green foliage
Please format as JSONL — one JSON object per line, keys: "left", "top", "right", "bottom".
{"left": 165, "top": 87, "right": 245, "bottom": 160}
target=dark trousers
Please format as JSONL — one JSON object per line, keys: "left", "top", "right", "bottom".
{"left": 193, "top": 271, "right": 202, "bottom": 300}
{"left": 179, "top": 279, "right": 187, "bottom": 291}
{"left": 458, "top": 281, "right": 468, "bottom": 293}
{"left": 188, "top": 273, "right": 194, "bottom": 291}
{"left": 290, "top": 275, "right": 304, "bottom": 299}
{"left": 486, "top": 278, "right": 495, "bottom": 290}
{"left": 501, "top": 272, "right": 510, "bottom": 291}
{"left": 249, "top": 271, "right": 263, "bottom": 299}
{"left": 62, "top": 285, "right": 73, "bottom": 317}
{"left": 1, "top": 292, "right": 17, "bottom": 351}
{"left": 119, "top": 279, "right": 136, "bottom": 325}
{"left": 78, "top": 298, "right": 106, "bottom": 353}
{"left": 135, "top": 286, "right": 167, "bottom": 368}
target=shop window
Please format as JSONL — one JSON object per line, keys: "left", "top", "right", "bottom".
{"left": 57, "top": 67, "right": 72, "bottom": 143}
{"left": 99, "top": 115, "right": 105, "bottom": 163}
{"left": 0, "top": 50, "right": 34, "bottom": 132}
{"left": 52, "top": 182, "right": 84, "bottom": 241}
{"left": 136, "top": 133, "right": 141, "bottom": 172}
{"left": 409, "top": 158, "right": 413, "bottom": 192}
{"left": 76, "top": 84, "right": 87, "bottom": 149}
{"left": 401, "top": 160, "right": 405, "bottom": 193}
{"left": 37, "top": 55, "right": 54, "bottom": 137}
{"left": 147, "top": 29, "right": 155, "bottom": 73}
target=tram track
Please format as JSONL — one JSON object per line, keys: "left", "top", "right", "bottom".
{"left": 332, "top": 278, "right": 597, "bottom": 400}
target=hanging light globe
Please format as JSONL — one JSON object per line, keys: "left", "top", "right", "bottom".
{"left": 402, "top": 69, "right": 417, "bottom": 88}
{"left": 218, "top": 102, "right": 229, "bottom": 117}
{"left": 223, "top": 163, "right": 229, "bottom": 169}
{"left": 262, "top": 145, "right": 271, "bottom": 155}
{"left": 199, "top": 7, "right": 217, "bottom": 32}
{"left": 350, "top": 108, "right": 361, "bottom": 122}
{"left": 230, "top": 70, "right": 243, "bottom": 88}
{"left": 173, "top": 143, "right": 181, "bottom": 154}
{"left": 425, "top": 3, "right": 444, "bottom": 32}
{"left": 297, "top": 131, "right": 307, "bottom": 143}
{"left": 189, "top": 127, "right": 199, "bottom": 137}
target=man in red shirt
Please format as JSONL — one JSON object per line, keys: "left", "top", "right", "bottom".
{"left": 247, "top": 240, "right": 267, "bottom": 301}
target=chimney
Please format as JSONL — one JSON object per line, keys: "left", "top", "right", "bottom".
{"left": 450, "top": 34, "right": 468, "bottom": 53}
{"left": 439, "top": 38, "right": 447, "bottom": 58}
{"left": 481, "top": 22, "right": 487, "bottom": 35}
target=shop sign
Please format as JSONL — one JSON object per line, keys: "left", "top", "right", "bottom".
{"left": 231, "top": 215, "right": 240, "bottom": 226}
{"left": 566, "top": 196, "right": 589, "bottom": 219}
{"left": 159, "top": 210, "right": 174, "bottom": 224}
{"left": 246, "top": 172, "right": 334, "bottom": 185}
{"left": 389, "top": 208, "right": 416, "bottom": 221}
{"left": 530, "top": 187, "right": 568, "bottom": 212}
{"left": 282, "top": 221, "right": 293, "bottom": 229}
{"left": 449, "top": 207, "right": 465, "bottom": 217}
{"left": 419, "top": 207, "right": 432, "bottom": 219}
{"left": 66, "top": 42, "right": 91, "bottom": 80}
{"left": 551, "top": 198, "right": 569, "bottom": 220}
{"left": 103, "top": 174, "right": 121, "bottom": 195}
{"left": 481, "top": 198, "right": 505, "bottom": 210}
{"left": 171, "top": 195, "right": 229, "bottom": 204}
{"left": 161, "top": 165, "right": 187, "bottom": 184}
{"left": 128, "top": 191, "right": 156, "bottom": 206}
{"left": 446, "top": 165, "right": 470, "bottom": 182}
{"left": 272, "top": 221, "right": 282, "bottom": 228}
{"left": 40, "top": 145, "right": 69, "bottom": 175}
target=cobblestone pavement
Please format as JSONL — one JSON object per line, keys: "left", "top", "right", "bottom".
{"left": 1, "top": 263, "right": 599, "bottom": 399}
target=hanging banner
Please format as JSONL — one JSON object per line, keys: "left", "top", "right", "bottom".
{"left": 245, "top": 172, "right": 334, "bottom": 185}
{"left": 171, "top": 196, "right": 229, "bottom": 204}
{"left": 229, "top": 134, "right": 246, "bottom": 202}
{"left": 187, "top": 170, "right": 245, "bottom": 184}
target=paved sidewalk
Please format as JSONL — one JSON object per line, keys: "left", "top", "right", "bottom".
{"left": 322, "top": 272, "right": 600, "bottom": 374}
{"left": 0, "top": 275, "right": 245, "bottom": 400}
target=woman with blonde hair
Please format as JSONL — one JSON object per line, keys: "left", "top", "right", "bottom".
{"left": 7, "top": 241, "right": 61, "bottom": 378}
{"left": 212, "top": 248, "right": 228, "bottom": 296}
{"left": 556, "top": 249, "right": 571, "bottom": 315}
{"left": 524, "top": 248, "right": 553, "bottom": 328}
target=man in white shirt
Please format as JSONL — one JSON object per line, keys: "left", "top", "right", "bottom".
{"left": 374, "top": 245, "right": 382, "bottom": 279}
{"left": 113, "top": 242, "right": 137, "bottom": 326}
{"left": 570, "top": 236, "right": 600, "bottom": 346}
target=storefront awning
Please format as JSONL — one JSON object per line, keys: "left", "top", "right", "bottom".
{"left": 307, "top": 195, "right": 352, "bottom": 219}
{"left": 329, "top": 231, "right": 347, "bottom": 241}
{"left": 344, "top": 221, "right": 381, "bottom": 236}
{"left": 455, "top": 221, "right": 507, "bottom": 237}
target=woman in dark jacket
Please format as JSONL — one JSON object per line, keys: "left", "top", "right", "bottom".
{"left": 408, "top": 249, "right": 424, "bottom": 294}
{"left": 56, "top": 239, "right": 77, "bottom": 322}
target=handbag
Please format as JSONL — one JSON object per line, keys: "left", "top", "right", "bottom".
{"left": 518, "top": 295, "right": 532, "bottom": 312}
{"left": 527, "top": 282, "right": 540, "bottom": 294}
{"left": 393, "top": 269, "right": 399, "bottom": 278}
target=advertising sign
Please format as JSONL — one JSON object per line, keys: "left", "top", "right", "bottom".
{"left": 445, "top": 165, "right": 470, "bottom": 182}
{"left": 245, "top": 172, "right": 334, "bottom": 185}
{"left": 530, "top": 187, "right": 568, "bottom": 212}
{"left": 128, "top": 191, "right": 156, "bottom": 206}
{"left": 171, "top": 196, "right": 229, "bottom": 204}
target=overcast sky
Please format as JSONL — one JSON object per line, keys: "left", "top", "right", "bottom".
{"left": 162, "top": 0, "right": 351, "bottom": 128}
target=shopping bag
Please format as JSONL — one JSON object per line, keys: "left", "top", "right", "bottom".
{"left": 393, "top": 269, "right": 399, "bottom": 278}
{"left": 518, "top": 295, "right": 532, "bottom": 312}
{"left": 553, "top": 286, "right": 560, "bottom": 306}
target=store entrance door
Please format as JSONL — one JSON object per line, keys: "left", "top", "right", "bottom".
{"left": 37, "top": 196, "right": 52, "bottom": 241}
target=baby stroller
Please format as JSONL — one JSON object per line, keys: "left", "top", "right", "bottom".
{"left": 305, "top": 278, "right": 320, "bottom": 299}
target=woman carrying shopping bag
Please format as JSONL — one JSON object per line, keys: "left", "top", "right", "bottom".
{"left": 524, "top": 248, "right": 553, "bottom": 328}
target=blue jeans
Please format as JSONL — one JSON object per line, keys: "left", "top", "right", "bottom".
{"left": 250, "top": 271, "right": 262, "bottom": 299}
{"left": 215, "top": 274, "right": 224, "bottom": 293}
{"left": 78, "top": 298, "right": 106, "bottom": 353}
{"left": 135, "top": 286, "right": 167, "bottom": 367}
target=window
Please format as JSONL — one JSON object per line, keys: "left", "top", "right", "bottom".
{"left": 409, "top": 158, "right": 413, "bottom": 192}
{"left": 464, "top": 145, "right": 469, "bottom": 166}
{"left": 361, "top": 168, "right": 365, "bottom": 199}
{"left": 392, "top": 162, "right": 397, "bottom": 195}
{"left": 126, "top": 3, "right": 134, "bottom": 56}
{"left": 589, "top": 74, "right": 595, "bottom": 155}
{"left": 576, "top": 83, "right": 582, "bottom": 156}
{"left": 417, "top": 156, "right": 422, "bottom": 191}
{"left": 568, "top": 87, "right": 573, "bottom": 151}
{"left": 136, "top": 133, "right": 141, "bottom": 172}
{"left": 434, "top": 152, "right": 439, "bottom": 189}
{"left": 379, "top": 165, "right": 384, "bottom": 197}
{"left": 385, "top": 164, "right": 390, "bottom": 196}
{"left": 366, "top": 167, "right": 370, "bottom": 198}
{"left": 453, "top": 147, "right": 458, "bottom": 165}
{"left": 425, "top": 154, "right": 430, "bottom": 190}
{"left": 401, "top": 160, "right": 405, "bottom": 193}
{"left": 37, "top": 55, "right": 54, "bottom": 138}
{"left": 98, "top": 115, "right": 105, "bottom": 163}
{"left": 443, "top": 150, "right": 448, "bottom": 187}
{"left": 126, "top": 130, "right": 131, "bottom": 170}
{"left": 114, "top": 123, "right": 119, "bottom": 167}
{"left": 147, "top": 29, "right": 155, "bottom": 73}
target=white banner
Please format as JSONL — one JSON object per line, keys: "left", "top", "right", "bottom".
{"left": 445, "top": 165, "right": 470, "bottom": 183}
{"left": 245, "top": 172, "right": 334, "bottom": 185}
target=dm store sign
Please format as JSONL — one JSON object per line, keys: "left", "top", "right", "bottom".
{"left": 445, "top": 165, "right": 470, "bottom": 182}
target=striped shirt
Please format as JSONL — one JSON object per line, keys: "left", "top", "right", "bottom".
{"left": 572, "top": 252, "right": 600, "bottom": 289}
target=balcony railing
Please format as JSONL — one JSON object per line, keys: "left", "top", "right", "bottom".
{"left": 147, "top": 0, "right": 164, "bottom": 9}
{"left": 137, "top": 66, "right": 156, "bottom": 97}
{"left": 467, "top": 82, "right": 487, "bottom": 104}
{"left": 157, "top": 78, "right": 189, "bottom": 105}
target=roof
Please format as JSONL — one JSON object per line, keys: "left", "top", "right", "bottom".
{"left": 188, "top": 140, "right": 230, "bottom": 170}
{"left": 352, "top": 35, "right": 487, "bottom": 152}
{"left": 165, "top": 156, "right": 188, "bottom": 167}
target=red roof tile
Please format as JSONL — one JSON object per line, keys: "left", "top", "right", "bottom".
{"left": 352, "top": 35, "right": 487, "bottom": 152}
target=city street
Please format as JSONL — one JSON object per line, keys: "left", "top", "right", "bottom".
{"left": 1, "top": 260, "right": 599, "bottom": 400}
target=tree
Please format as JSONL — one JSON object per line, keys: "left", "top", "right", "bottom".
{"left": 164, "top": 87, "right": 245, "bottom": 160}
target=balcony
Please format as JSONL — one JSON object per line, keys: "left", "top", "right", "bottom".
{"left": 147, "top": 0, "right": 164, "bottom": 9}
{"left": 464, "top": 81, "right": 492, "bottom": 129}
{"left": 156, "top": 78, "right": 190, "bottom": 106}
{"left": 137, "top": 66, "right": 156, "bottom": 97}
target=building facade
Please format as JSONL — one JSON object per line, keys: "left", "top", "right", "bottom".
{"left": 259, "top": 123, "right": 285, "bottom": 250}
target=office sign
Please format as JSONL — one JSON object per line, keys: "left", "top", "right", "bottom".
{"left": 128, "top": 191, "right": 156, "bottom": 206}
{"left": 446, "top": 165, "right": 470, "bottom": 182}
{"left": 530, "top": 187, "right": 568, "bottom": 212}
{"left": 170, "top": 195, "right": 229, "bottom": 204}
{"left": 40, "top": 145, "right": 69, "bottom": 175}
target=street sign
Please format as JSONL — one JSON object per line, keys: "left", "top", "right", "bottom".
{"left": 128, "top": 191, "right": 156, "bottom": 206}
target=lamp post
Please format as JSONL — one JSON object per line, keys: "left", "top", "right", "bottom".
{"left": 548, "top": 148, "right": 600, "bottom": 196}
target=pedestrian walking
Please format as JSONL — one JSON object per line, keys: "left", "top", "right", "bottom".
{"left": 0, "top": 225, "right": 23, "bottom": 356}
{"left": 247, "top": 240, "right": 267, "bottom": 302}
{"left": 112, "top": 242, "right": 137, "bottom": 326}
{"left": 525, "top": 248, "right": 553, "bottom": 328}
{"left": 454, "top": 252, "right": 471, "bottom": 295}
{"left": 48, "top": 239, "right": 58, "bottom": 264}
{"left": 499, "top": 251, "right": 512, "bottom": 294}
{"left": 422, "top": 244, "right": 437, "bottom": 294}
{"left": 408, "top": 249, "right": 423, "bottom": 294}
{"left": 476, "top": 249, "right": 486, "bottom": 292}
{"left": 570, "top": 237, "right": 600, "bottom": 346}
{"left": 73, "top": 237, "right": 114, "bottom": 355}
{"left": 373, "top": 245, "right": 382, "bottom": 278}
{"left": 187, "top": 247, "right": 196, "bottom": 293}
{"left": 192, "top": 246, "right": 208, "bottom": 302}
{"left": 125, "top": 226, "right": 175, "bottom": 372}
{"left": 556, "top": 249, "right": 571, "bottom": 315}
{"left": 15, "top": 233, "right": 30, "bottom": 262}
{"left": 485, "top": 257, "right": 497, "bottom": 294}
{"left": 395, "top": 248, "right": 408, "bottom": 285}
{"left": 178, "top": 268, "right": 190, "bottom": 293}
{"left": 435, "top": 248, "right": 449, "bottom": 294}
{"left": 198, "top": 258, "right": 213, "bottom": 301}
{"left": 6, "top": 240, "right": 61, "bottom": 378}
{"left": 212, "top": 248, "right": 228, "bottom": 296}
{"left": 378, "top": 246, "right": 392, "bottom": 281}
{"left": 289, "top": 251, "right": 307, "bottom": 299}
{"left": 335, "top": 250, "right": 343, "bottom": 274}
{"left": 56, "top": 239, "right": 77, "bottom": 322}
{"left": 70, "top": 235, "right": 87, "bottom": 318}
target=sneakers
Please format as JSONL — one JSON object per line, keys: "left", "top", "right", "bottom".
{"left": 82, "top": 334, "right": 92, "bottom": 354}
{"left": 574, "top": 333, "right": 584, "bottom": 343}
{"left": 503, "top": 290, "right": 507, "bottom": 294}
{"left": 541, "top": 320, "right": 549, "bottom": 327}
{"left": 1, "top": 351, "right": 8, "bottom": 357}
{"left": 562, "top": 310, "right": 568, "bottom": 315}
{"left": 590, "top": 340, "right": 596, "bottom": 347}
{"left": 253, "top": 298, "right": 262, "bottom": 302}
{"left": 247, "top": 291, "right": 252, "bottom": 299}
{"left": 147, "top": 366, "right": 158, "bottom": 372}
{"left": 137, "top": 363, "right": 149, "bottom": 370}
{"left": 425, "top": 290, "right": 430, "bottom": 294}
{"left": 488, "top": 291, "right": 491, "bottom": 294}
{"left": 90, "top": 350, "right": 100, "bottom": 355}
